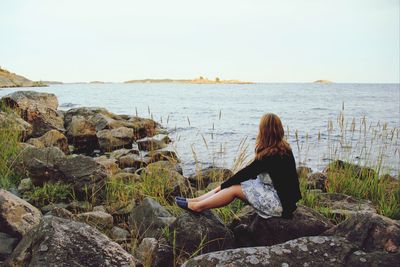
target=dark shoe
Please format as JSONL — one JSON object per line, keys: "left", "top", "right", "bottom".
{"left": 176, "top": 199, "right": 200, "bottom": 214}
{"left": 175, "top": 196, "right": 186, "bottom": 202}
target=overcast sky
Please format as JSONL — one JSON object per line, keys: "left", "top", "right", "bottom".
{"left": 1, "top": 0, "right": 399, "bottom": 83}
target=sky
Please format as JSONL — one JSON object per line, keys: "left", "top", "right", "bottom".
{"left": 0, "top": 0, "right": 399, "bottom": 83}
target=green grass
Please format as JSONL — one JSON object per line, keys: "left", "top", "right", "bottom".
{"left": 23, "top": 182, "right": 74, "bottom": 207}
{"left": 0, "top": 104, "right": 23, "bottom": 189}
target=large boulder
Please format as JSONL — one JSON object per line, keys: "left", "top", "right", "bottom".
{"left": 94, "top": 156, "right": 120, "bottom": 175}
{"left": 0, "top": 111, "right": 33, "bottom": 141}
{"left": 345, "top": 249, "right": 400, "bottom": 267}
{"left": 188, "top": 167, "right": 233, "bottom": 190}
{"left": 4, "top": 215, "right": 137, "bottom": 267}
{"left": 323, "top": 212, "right": 400, "bottom": 253}
{"left": 128, "top": 117, "right": 159, "bottom": 140}
{"left": 181, "top": 236, "right": 357, "bottom": 267}
{"left": 0, "top": 189, "right": 42, "bottom": 238}
{"left": 168, "top": 210, "right": 235, "bottom": 256}
{"left": 27, "top": 130, "right": 69, "bottom": 154}
{"left": 137, "top": 134, "right": 170, "bottom": 151}
{"left": 129, "top": 197, "right": 176, "bottom": 238}
{"left": 97, "top": 127, "right": 134, "bottom": 152}
{"left": 18, "top": 149, "right": 108, "bottom": 203}
{"left": 1, "top": 91, "right": 64, "bottom": 137}
{"left": 230, "top": 204, "right": 334, "bottom": 247}
{"left": 65, "top": 115, "right": 98, "bottom": 153}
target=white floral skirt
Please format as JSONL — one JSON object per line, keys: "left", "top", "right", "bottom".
{"left": 240, "top": 176, "right": 283, "bottom": 219}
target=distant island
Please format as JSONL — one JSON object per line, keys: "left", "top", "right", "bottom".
{"left": 313, "top": 80, "right": 333, "bottom": 84}
{"left": 0, "top": 67, "right": 48, "bottom": 88}
{"left": 124, "top": 76, "right": 254, "bottom": 84}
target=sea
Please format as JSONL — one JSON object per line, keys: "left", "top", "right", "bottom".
{"left": 1, "top": 83, "right": 399, "bottom": 177}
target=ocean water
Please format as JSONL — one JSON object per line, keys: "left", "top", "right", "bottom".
{"left": 1, "top": 83, "right": 399, "bottom": 176}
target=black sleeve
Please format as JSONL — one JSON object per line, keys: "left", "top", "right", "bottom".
{"left": 220, "top": 157, "right": 269, "bottom": 190}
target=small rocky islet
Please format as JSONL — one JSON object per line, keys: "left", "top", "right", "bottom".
{"left": 0, "top": 91, "right": 399, "bottom": 267}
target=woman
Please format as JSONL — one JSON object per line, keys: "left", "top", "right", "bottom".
{"left": 176, "top": 113, "right": 302, "bottom": 219}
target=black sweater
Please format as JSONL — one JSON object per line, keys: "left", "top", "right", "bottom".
{"left": 220, "top": 150, "right": 302, "bottom": 219}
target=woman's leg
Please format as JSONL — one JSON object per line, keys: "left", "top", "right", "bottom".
{"left": 186, "top": 185, "right": 221, "bottom": 202}
{"left": 188, "top": 185, "right": 247, "bottom": 212}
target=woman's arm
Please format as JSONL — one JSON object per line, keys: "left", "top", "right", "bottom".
{"left": 220, "top": 157, "right": 269, "bottom": 189}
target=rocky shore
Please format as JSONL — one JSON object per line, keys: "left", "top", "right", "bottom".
{"left": 0, "top": 68, "right": 47, "bottom": 88}
{"left": 0, "top": 91, "right": 399, "bottom": 266}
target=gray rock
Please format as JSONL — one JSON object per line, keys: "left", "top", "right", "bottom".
{"left": 188, "top": 167, "right": 233, "bottom": 190}
{"left": 4, "top": 215, "right": 137, "bottom": 267}
{"left": 323, "top": 212, "right": 400, "bottom": 252}
{"left": 76, "top": 211, "right": 114, "bottom": 232}
{"left": 109, "top": 148, "right": 139, "bottom": 160}
{"left": 118, "top": 154, "right": 150, "bottom": 169}
{"left": 135, "top": 237, "right": 173, "bottom": 267}
{"left": 0, "top": 232, "right": 19, "bottom": 260}
{"left": 314, "top": 192, "right": 377, "bottom": 218}
{"left": 129, "top": 197, "right": 176, "bottom": 238}
{"left": 0, "top": 189, "right": 42, "bottom": 238}
{"left": 231, "top": 205, "right": 334, "bottom": 247}
{"left": 110, "top": 226, "right": 130, "bottom": 243}
{"left": 182, "top": 236, "right": 357, "bottom": 267}
{"left": 346, "top": 249, "right": 400, "bottom": 267}
{"left": 97, "top": 127, "right": 134, "bottom": 152}
{"left": 146, "top": 149, "right": 180, "bottom": 163}
{"left": 169, "top": 210, "right": 235, "bottom": 256}
{"left": 44, "top": 207, "right": 74, "bottom": 220}
{"left": 93, "top": 205, "right": 107, "bottom": 212}
{"left": 94, "top": 156, "right": 120, "bottom": 175}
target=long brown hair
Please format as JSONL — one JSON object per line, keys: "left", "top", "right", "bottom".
{"left": 254, "top": 113, "right": 291, "bottom": 159}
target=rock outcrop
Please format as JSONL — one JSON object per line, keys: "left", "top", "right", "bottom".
{"left": 4, "top": 215, "right": 137, "bottom": 267}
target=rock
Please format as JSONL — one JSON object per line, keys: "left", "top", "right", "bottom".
{"left": 93, "top": 205, "right": 107, "bottom": 212}
{"left": 137, "top": 134, "right": 170, "bottom": 151}
{"left": 146, "top": 149, "right": 180, "bottom": 163}
{"left": 146, "top": 160, "right": 183, "bottom": 175}
{"left": 169, "top": 210, "right": 235, "bottom": 256}
{"left": 306, "top": 172, "right": 328, "bottom": 191}
{"left": 111, "top": 172, "right": 141, "bottom": 183}
{"left": 65, "top": 115, "right": 98, "bottom": 153}
{"left": 297, "top": 166, "right": 313, "bottom": 178}
{"left": 55, "top": 155, "right": 108, "bottom": 203}
{"left": 188, "top": 167, "right": 233, "bottom": 190}
{"left": 325, "top": 160, "right": 376, "bottom": 180}
{"left": 181, "top": 236, "right": 357, "bottom": 267}
{"left": 346, "top": 249, "right": 400, "bottom": 267}
{"left": 27, "top": 130, "right": 69, "bottom": 154}
{"left": 314, "top": 192, "right": 377, "bottom": 218}
{"left": 118, "top": 154, "right": 150, "bottom": 169}
{"left": 135, "top": 237, "right": 173, "bottom": 267}
{"left": 1, "top": 91, "right": 64, "bottom": 137}
{"left": 230, "top": 205, "right": 334, "bottom": 247}
{"left": 0, "top": 232, "right": 19, "bottom": 261}
{"left": 97, "top": 127, "right": 134, "bottom": 152}
{"left": 323, "top": 212, "right": 400, "bottom": 253}
{"left": 4, "top": 215, "right": 137, "bottom": 267}
{"left": 129, "top": 197, "right": 176, "bottom": 238}
{"left": 45, "top": 207, "right": 74, "bottom": 220}
{"left": 94, "top": 156, "right": 120, "bottom": 175}
{"left": 109, "top": 148, "right": 139, "bottom": 160}
{"left": 0, "top": 189, "right": 42, "bottom": 238}
{"left": 128, "top": 116, "right": 160, "bottom": 140}
{"left": 17, "top": 178, "right": 32, "bottom": 193}
{"left": 0, "top": 111, "right": 33, "bottom": 141}
{"left": 110, "top": 226, "right": 130, "bottom": 243}
{"left": 76, "top": 211, "right": 114, "bottom": 232}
